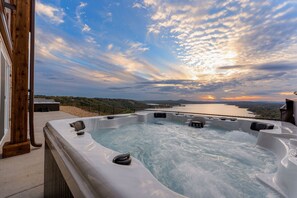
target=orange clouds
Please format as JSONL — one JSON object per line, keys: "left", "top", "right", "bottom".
{"left": 279, "top": 92, "right": 293, "bottom": 96}
{"left": 200, "top": 95, "right": 216, "bottom": 100}
{"left": 221, "top": 95, "right": 264, "bottom": 101}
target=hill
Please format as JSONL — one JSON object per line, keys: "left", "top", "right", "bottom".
{"left": 37, "top": 96, "right": 284, "bottom": 120}
{"left": 35, "top": 95, "right": 149, "bottom": 115}
{"left": 227, "top": 101, "right": 283, "bottom": 120}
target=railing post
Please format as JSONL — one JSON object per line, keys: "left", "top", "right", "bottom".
{"left": 2, "top": 0, "right": 31, "bottom": 158}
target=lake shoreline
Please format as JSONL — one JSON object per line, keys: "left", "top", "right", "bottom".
{"left": 154, "top": 103, "right": 255, "bottom": 117}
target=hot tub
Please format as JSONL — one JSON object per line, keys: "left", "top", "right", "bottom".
{"left": 43, "top": 111, "right": 297, "bottom": 198}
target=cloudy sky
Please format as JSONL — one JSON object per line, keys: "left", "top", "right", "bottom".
{"left": 35, "top": 0, "right": 297, "bottom": 101}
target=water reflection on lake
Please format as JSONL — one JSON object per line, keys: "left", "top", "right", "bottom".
{"left": 155, "top": 104, "right": 255, "bottom": 117}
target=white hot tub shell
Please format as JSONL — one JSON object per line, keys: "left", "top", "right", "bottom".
{"left": 44, "top": 111, "right": 297, "bottom": 198}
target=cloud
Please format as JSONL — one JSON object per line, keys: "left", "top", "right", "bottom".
{"left": 109, "top": 86, "right": 134, "bottom": 90}
{"left": 79, "top": 2, "right": 88, "bottom": 8}
{"left": 36, "top": 1, "right": 65, "bottom": 24}
{"left": 35, "top": 28, "right": 177, "bottom": 87}
{"left": 126, "top": 41, "right": 149, "bottom": 55}
{"left": 105, "top": 52, "right": 162, "bottom": 78}
{"left": 35, "top": 29, "right": 123, "bottom": 86}
{"left": 217, "top": 65, "right": 248, "bottom": 70}
{"left": 131, "top": 78, "right": 240, "bottom": 95}
{"left": 218, "top": 62, "right": 297, "bottom": 74}
{"left": 85, "top": 36, "right": 97, "bottom": 44}
{"left": 68, "top": 66, "right": 123, "bottom": 83}
{"left": 35, "top": 25, "right": 199, "bottom": 100}
{"left": 34, "top": 0, "right": 297, "bottom": 101}
{"left": 143, "top": 0, "right": 297, "bottom": 77}
{"left": 76, "top": 2, "right": 92, "bottom": 33}
{"left": 107, "top": 44, "right": 113, "bottom": 50}
{"left": 221, "top": 96, "right": 265, "bottom": 101}
{"left": 279, "top": 92, "right": 294, "bottom": 95}
{"left": 35, "top": 29, "right": 75, "bottom": 61}
{"left": 273, "top": 7, "right": 294, "bottom": 18}
{"left": 143, "top": 0, "right": 158, "bottom": 7}
{"left": 82, "top": 24, "right": 91, "bottom": 32}
{"left": 133, "top": 3, "right": 146, "bottom": 9}
{"left": 104, "top": 61, "right": 296, "bottom": 100}
{"left": 105, "top": 12, "right": 113, "bottom": 22}
{"left": 200, "top": 95, "right": 216, "bottom": 100}
{"left": 246, "top": 72, "right": 287, "bottom": 81}
{"left": 255, "top": 62, "right": 297, "bottom": 71}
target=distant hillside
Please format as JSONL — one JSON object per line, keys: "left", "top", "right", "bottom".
{"left": 227, "top": 101, "right": 283, "bottom": 120}
{"left": 35, "top": 95, "right": 149, "bottom": 115}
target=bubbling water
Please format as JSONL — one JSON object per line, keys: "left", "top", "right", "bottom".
{"left": 91, "top": 121, "right": 279, "bottom": 198}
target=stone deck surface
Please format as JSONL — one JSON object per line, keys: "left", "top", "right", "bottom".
{"left": 0, "top": 111, "right": 76, "bottom": 198}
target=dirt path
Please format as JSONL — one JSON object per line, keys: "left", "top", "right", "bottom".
{"left": 60, "top": 106, "right": 99, "bottom": 117}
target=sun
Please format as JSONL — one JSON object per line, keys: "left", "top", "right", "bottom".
{"left": 225, "top": 51, "right": 238, "bottom": 59}
{"left": 201, "top": 95, "right": 216, "bottom": 100}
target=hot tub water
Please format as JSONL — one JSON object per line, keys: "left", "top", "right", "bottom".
{"left": 91, "top": 120, "right": 279, "bottom": 198}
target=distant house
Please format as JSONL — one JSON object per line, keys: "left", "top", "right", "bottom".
{"left": 0, "top": 0, "right": 12, "bottom": 144}
{"left": 34, "top": 98, "right": 60, "bottom": 112}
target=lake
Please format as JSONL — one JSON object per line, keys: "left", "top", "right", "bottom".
{"left": 155, "top": 104, "right": 255, "bottom": 117}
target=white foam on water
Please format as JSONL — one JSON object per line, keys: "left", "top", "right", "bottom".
{"left": 91, "top": 121, "right": 280, "bottom": 198}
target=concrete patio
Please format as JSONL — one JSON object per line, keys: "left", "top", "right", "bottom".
{"left": 0, "top": 111, "right": 76, "bottom": 198}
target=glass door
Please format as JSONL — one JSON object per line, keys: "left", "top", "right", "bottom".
{"left": 0, "top": 53, "right": 5, "bottom": 142}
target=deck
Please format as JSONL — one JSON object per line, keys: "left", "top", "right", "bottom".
{"left": 0, "top": 111, "right": 76, "bottom": 198}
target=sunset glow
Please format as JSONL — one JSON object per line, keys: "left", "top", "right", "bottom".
{"left": 279, "top": 92, "right": 294, "bottom": 96}
{"left": 222, "top": 96, "right": 265, "bottom": 101}
{"left": 35, "top": 0, "right": 297, "bottom": 101}
{"left": 201, "top": 95, "right": 216, "bottom": 100}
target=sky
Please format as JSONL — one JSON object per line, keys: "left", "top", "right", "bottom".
{"left": 35, "top": 0, "right": 297, "bottom": 101}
